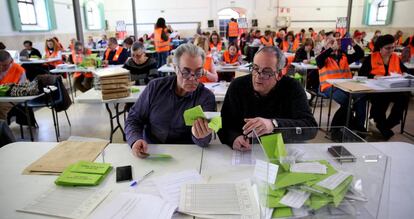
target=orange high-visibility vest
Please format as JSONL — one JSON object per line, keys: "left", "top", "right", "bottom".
{"left": 370, "top": 52, "right": 402, "bottom": 76}
{"left": 0, "top": 63, "right": 25, "bottom": 84}
{"left": 396, "top": 36, "right": 403, "bottom": 46}
{"left": 319, "top": 54, "right": 352, "bottom": 92}
{"left": 311, "top": 32, "right": 318, "bottom": 40}
{"left": 222, "top": 51, "right": 239, "bottom": 64}
{"left": 282, "top": 40, "right": 299, "bottom": 52}
{"left": 45, "top": 49, "right": 63, "bottom": 67}
{"left": 368, "top": 41, "right": 375, "bottom": 52}
{"left": 409, "top": 36, "right": 414, "bottom": 57}
{"left": 72, "top": 49, "right": 93, "bottom": 78}
{"left": 154, "top": 28, "right": 170, "bottom": 52}
{"left": 104, "top": 46, "right": 124, "bottom": 62}
{"left": 209, "top": 42, "right": 222, "bottom": 51}
{"left": 260, "top": 37, "right": 274, "bottom": 46}
{"left": 281, "top": 55, "right": 295, "bottom": 76}
{"left": 228, "top": 21, "right": 239, "bottom": 37}
{"left": 199, "top": 56, "right": 215, "bottom": 83}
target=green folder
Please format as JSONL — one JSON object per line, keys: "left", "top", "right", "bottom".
{"left": 272, "top": 207, "right": 293, "bottom": 218}
{"left": 55, "top": 161, "right": 112, "bottom": 186}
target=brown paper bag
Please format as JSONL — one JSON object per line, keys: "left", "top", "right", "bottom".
{"left": 22, "top": 141, "right": 109, "bottom": 175}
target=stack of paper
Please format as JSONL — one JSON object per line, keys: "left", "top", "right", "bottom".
{"left": 255, "top": 133, "right": 356, "bottom": 218}
{"left": 183, "top": 105, "right": 222, "bottom": 132}
{"left": 55, "top": 160, "right": 112, "bottom": 186}
{"left": 90, "top": 193, "right": 176, "bottom": 219}
{"left": 373, "top": 77, "right": 411, "bottom": 88}
{"left": 94, "top": 67, "right": 131, "bottom": 100}
{"left": 178, "top": 181, "right": 260, "bottom": 218}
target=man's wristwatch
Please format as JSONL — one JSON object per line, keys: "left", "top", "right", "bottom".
{"left": 271, "top": 119, "right": 278, "bottom": 128}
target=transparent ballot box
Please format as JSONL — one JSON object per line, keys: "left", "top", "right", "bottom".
{"left": 250, "top": 127, "right": 389, "bottom": 219}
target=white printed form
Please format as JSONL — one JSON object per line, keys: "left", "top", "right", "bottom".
{"left": 254, "top": 159, "right": 279, "bottom": 184}
{"left": 232, "top": 150, "right": 255, "bottom": 165}
{"left": 290, "top": 162, "right": 327, "bottom": 174}
{"left": 317, "top": 171, "right": 352, "bottom": 190}
{"left": 152, "top": 170, "right": 203, "bottom": 207}
{"left": 279, "top": 189, "right": 310, "bottom": 209}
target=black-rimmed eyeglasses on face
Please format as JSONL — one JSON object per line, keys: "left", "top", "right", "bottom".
{"left": 250, "top": 65, "right": 277, "bottom": 80}
{"left": 177, "top": 67, "right": 204, "bottom": 80}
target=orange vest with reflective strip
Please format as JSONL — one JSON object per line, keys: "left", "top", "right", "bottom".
{"left": 368, "top": 41, "right": 375, "bottom": 51}
{"left": 45, "top": 49, "right": 63, "bottom": 67}
{"left": 104, "top": 46, "right": 124, "bottom": 62}
{"left": 260, "top": 37, "right": 274, "bottom": 46}
{"left": 228, "top": 21, "right": 238, "bottom": 37}
{"left": 396, "top": 36, "right": 403, "bottom": 45}
{"left": 319, "top": 54, "right": 352, "bottom": 92}
{"left": 154, "top": 28, "right": 170, "bottom": 52}
{"left": 72, "top": 49, "right": 93, "bottom": 78}
{"left": 282, "top": 40, "right": 299, "bottom": 52}
{"left": 209, "top": 42, "right": 222, "bottom": 51}
{"left": 199, "top": 56, "right": 215, "bottom": 83}
{"left": 409, "top": 36, "right": 414, "bottom": 57}
{"left": 370, "top": 52, "right": 402, "bottom": 76}
{"left": 0, "top": 63, "right": 25, "bottom": 84}
{"left": 223, "top": 51, "right": 239, "bottom": 64}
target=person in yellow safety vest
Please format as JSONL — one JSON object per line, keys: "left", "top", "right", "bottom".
{"left": 153, "top": 17, "right": 171, "bottom": 68}
{"left": 69, "top": 42, "right": 93, "bottom": 92}
{"left": 359, "top": 34, "right": 409, "bottom": 139}
{"left": 102, "top": 37, "right": 129, "bottom": 66}
{"left": 227, "top": 18, "right": 239, "bottom": 44}
{"left": 260, "top": 30, "right": 274, "bottom": 47}
{"left": 316, "top": 35, "right": 366, "bottom": 132}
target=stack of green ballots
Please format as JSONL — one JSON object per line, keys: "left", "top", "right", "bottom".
{"left": 55, "top": 161, "right": 112, "bottom": 186}
{"left": 258, "top": 133, "right": 354, "bottom": 218}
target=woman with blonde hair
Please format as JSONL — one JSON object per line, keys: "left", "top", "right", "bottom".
{"left": 194, "top": 36, "right": 218, "bottom": 83}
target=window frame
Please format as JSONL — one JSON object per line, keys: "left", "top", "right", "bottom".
{"left": 362, "top": 0, "right": 394, "bottom": 26}
{"left": 17, "top": 0, "right": 38, "bottom": 25}
{"left": 83, "top": 0, "right": 105, "bottom": 31}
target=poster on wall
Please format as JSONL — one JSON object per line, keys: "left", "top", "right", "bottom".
{"left": 115, "top": 20, "right": 127, "bottom": 40}
{"left": 336, "top": 17, "right": 347, "bottom": 37}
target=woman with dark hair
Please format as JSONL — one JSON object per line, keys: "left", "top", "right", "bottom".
{"left": 394, "top": 30, "right": 403, "bottom": 46}
{"left": 221, "top": 43, "right": 242, "bottom": 66}
{"left": 294, "top": 38, "right": 315, "bottom": 63}
{"left": 209, "top": 32, "right": 223, "bottom": 52}
{"left": 281, "top": 32, "right": 299, "bottom": 53}
{"left": 359, "top": 34, "right": 409, "bottom": 139}
{"left": 368, "top": 30, "right": 382, "bottom": 52}
{"left": 123, "top": 42, "right": 157, "bottom": 85}
{"left": 153, "top": 17, "right": 170, "bottom": 68}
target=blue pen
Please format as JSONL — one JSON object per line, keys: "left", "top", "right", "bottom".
{"left": 130, "top": 170, "right": 154, "bottom": 187}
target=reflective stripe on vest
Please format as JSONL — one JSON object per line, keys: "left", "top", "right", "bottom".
{"left": 223, "top": 51, "right": 239, "bottom": 64}
{"left": 370, "top": 52, "right": 402, "bottom": 76}
{"left": 154, "top": 28, "right": 170, "bottom": 52}
{"left": 319, "top": 55, "right": 352, "bottom": 92}
{"left": 104, "top": 46, "right": 123, "bottom": 62}
{"left": 228, "top": 22, "right": 238, "bottom": 37}
{"left": 0, "top": 63, "right": 25, "bottom": 84}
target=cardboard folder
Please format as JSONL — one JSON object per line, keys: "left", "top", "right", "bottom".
{"left": 336, "top": 81, "right": 373, "bottom": 92}
{"left": 22, "top": 141, "right": 109, "bottom": 175}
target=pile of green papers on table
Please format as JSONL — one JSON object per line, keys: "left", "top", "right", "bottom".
{"left": 258, "top": 133, "right": 354, "bottom": 218}
{"left": 55, "top": 161, "right": 112, "bottom": 186}
{"left": 183, "top": 105, "right": 222, "bottom": 132}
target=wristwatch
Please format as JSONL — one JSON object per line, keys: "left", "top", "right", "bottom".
{"left": 271, "top": 119, "right": 278, "bottom": 128}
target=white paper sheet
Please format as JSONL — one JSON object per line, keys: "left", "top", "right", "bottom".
{"left": 153, "top": 170, "right": 203, "bottom": 207}
{"left": 279, "top": 189, "right": 310, "bottom": 209}
{"left": 317, "top": 171, "right": 352, "bottom": 190}
{"left": 232, "top": 150, "right": 255, "bottom": 165}
{"left": 254, "top": 159, "right": 279, "bottom": 184}
{"left": 90, "top": 193, "right": 175, "bottom": 219}
{"left": 179, "top": 181, "right": 259, "bottom": 216}
{"left": 290, "top": 162, "right": 327, "bottom": 174}
{"left": 17, "top": 187, "right": 110, "bottom": 219}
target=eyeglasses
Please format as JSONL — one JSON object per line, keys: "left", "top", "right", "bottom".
{"left": 177, "top": 67, "right": 204, "bottom": 80}
{"left": 250, "top": 65, "right": 277, "bottom": 80}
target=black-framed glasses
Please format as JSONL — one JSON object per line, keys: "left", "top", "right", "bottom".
{"left": 250, "top": 65, "right": 277, "bottom": 80}
{"left": 177, "top": 67, "right": 204, "bottom": 80}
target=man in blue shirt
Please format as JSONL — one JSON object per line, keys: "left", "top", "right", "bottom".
{"left": 125, "top": 43, "right": 216, "bottom": 158}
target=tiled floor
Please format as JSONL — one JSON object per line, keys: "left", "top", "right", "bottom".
{"left": 7, "top": 93, "right": 414, "bottom": 145}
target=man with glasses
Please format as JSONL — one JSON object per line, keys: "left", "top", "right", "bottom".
{"left": 218, "top": 46, "right": 317, "bottom": 151}
{"left": 0, "top": 50, "right": 27, "bottom": 120}
{"left": 125, "top": 43, "right": 215, "bottom": 158}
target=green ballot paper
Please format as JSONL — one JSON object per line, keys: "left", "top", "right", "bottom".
{"left": 55, "top": 161, "right": 112, "bottom": 186}
{"left": 260, "top": 133, "right": 289, "bottom": 171}
{"left": 131, "top": 87, "right": 140, "bottom": 93}
{"left": 183, "top": 105, "right": 222, "bottom": 132}
{"left": 147, "top": 153, "right": 173, "bottom": 159}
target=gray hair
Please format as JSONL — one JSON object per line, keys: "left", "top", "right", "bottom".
{"left": 132, "top": 42, "right": 145, "bottom": 51}
{"left": 173, "top": 43, "right": 205, "bottom": 67}
{"left": 0, "top": 50, "right": 11, "bottom": 62}
{"left": 255, "top": 46, "right": 286, "bottom": 72}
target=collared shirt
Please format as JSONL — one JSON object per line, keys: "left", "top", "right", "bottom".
{"left": 125, "top": 76, "right": 216, "bottom": 147}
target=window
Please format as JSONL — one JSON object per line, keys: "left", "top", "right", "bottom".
{"left": 8, "top": 0, "right": 57, "bottom": 31}
{"left": 363, "top": 0, "right": 393, "bottom": 25}
{"left": 84, "top": 0, "right": 105, "bottom": 30}
{"left": 17, "top": 0, "right": 37, "bottom": 25}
